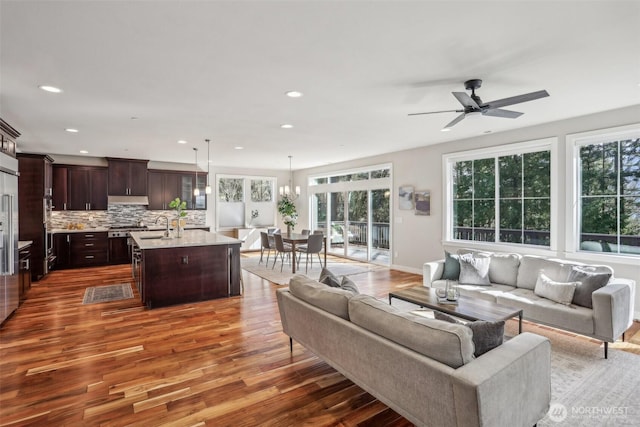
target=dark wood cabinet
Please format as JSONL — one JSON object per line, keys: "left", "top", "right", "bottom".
{"left": 52, "top": 165, "right": 68, "bottom": 210}
{"left": 18, "top": 245, "right": 32, "bottom": 301}
{"left": 148, "top": 170, "right": 181, "bottom": 210}
{"left": 109, "top": 237, "right": 130, "bottom": 265}
{"left": 0, "top": 119, "right": 19, "bottom": 158}
{"left": 66, "top": 166, "right": 108, "bottom": 210}
{"left": 54, "top": 232, "right": 108, "bottom": 269}
{"left": 107, "top": 158, "right": 148, "bottom": 196}
{"left": 17, "top": 153, "right": 53, "bottom": 281}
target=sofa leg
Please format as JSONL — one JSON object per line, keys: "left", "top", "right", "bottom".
{"left": 622, "top": 332, "right": 625, "bottom": 342}
{"left": 604, "top": 341, "right": 608, "bottom": 359}
{"left": 289, "top": 337, "right": 293, "bottom": 353}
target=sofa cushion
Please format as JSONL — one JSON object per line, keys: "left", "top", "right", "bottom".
{"left": 516, "top": 256, "right": 573, "bottom": 290}
{"left": 289, "top": 274, "right": 354, "bottom": 320}
{"left": 533, "top": 273, "right": 578, "bottom": 305}
{"left": 488, "top": 253, "right": 521, "bottom": 286}
{"left": 433, "top": 311, "right": 505, "bottom": 357}
{"left": 458, "top": 253, "right": 491, "bottom": 285}
{"left": 567, "top": 266, "right": 612, "bottom": 309}
{"left": 496, "top": 288, "right": 594, "bottom": 335}
{"left": 319, "top": 267, "right": 340, "bottom": 287}
{"left": 348, "top": 294, "right": 475, "bottom": 368}
{"left": 441, "top": 251, "right": 460, "bottom": 280}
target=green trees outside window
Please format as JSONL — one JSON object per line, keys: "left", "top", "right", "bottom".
{"left": 452, "top": 150, "right": 551, "bottom": 246}
{"left": 580, "top": 138, "right": 640, "bottom": 255}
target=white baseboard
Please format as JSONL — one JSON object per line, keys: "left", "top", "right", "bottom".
{"left": 390, "top": 264, "right": 423, "bottom": 275}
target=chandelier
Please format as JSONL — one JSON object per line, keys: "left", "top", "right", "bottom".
{"left": 279, "top": 155, "right": 300, "bottom": 199}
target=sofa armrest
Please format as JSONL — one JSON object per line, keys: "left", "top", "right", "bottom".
{"left": 451, "top": 333, "right": 551, "bottom": 427}
{"left": 592, "top": 278, "right": 635, "bottom": 341}
{"left": 423, "top": 260, "right": 444, "bottom": 287}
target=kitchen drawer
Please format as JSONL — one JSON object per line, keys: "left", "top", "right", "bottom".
{"left": 73, "top": 250, "right": 109, "bottom": 267}
{"left": 70, "top": 239, "right": 108, "bottom": 252}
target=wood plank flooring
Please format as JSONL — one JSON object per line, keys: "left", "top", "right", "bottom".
{"left": 0, "top": 257, "right": 421, "bottom": 426}
{"left": 1, "top": 256, "right": 638, "bottom": 426}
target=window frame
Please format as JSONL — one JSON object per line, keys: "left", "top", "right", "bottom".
{"left": 443, "top": 137, "right": 559, "bottom": 253}
{"left": 566, "top": 123, "right": 640, "bottom": 261}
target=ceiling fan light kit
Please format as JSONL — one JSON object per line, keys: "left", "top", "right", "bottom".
{"left": 410, "top": 79, "right": 549, "bottom": 130}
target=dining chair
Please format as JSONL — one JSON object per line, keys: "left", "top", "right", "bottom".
{"left": 272, "top": 233, "right": 293, "bottom": 272}
{"left": 296, "top": 233, "right": 324, "bottom": 273}
{"left": 259, "top": 231, "right": 273, "bottom": 265}
{"left": 301, "top": 229, "right": 310, "bottom": 236}
{"left": 313, "top": 230, "right": 324, "bottom": 234}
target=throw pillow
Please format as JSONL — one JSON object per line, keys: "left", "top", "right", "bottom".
{"left": 340, "top": 276, "right": 360, "bottom": 294}
{"left": 533, "top": 272, "right": 578, "bottom": 305}
{"left": 318, "top": 267, "right": 340, "bottom": 287}
{"left": 567, "top": 267, "right": 611, "bottom": 308}
{"left": 441, "top": 251, "right": 460, "bottom": 280}
{"left": 433, "top": 311, "right": 505, "bottom": 357}
{"left": 458, "top": 253, "right": 491, "bottom": 285}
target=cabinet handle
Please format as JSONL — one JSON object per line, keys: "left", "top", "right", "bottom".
{"left": 85, "top": 255, "right": 95, "bottom": 259}
{"left": 85, "top": 243, "right": 94, "bottom": 247}
{"left": 66, "top": 235, "right": 70, "bottom": 243}
{"left": 85, "top": 234, "right": 94, "bottom": 238}
{"left": 63, "top": 202, "right": 67, "bottom": 210}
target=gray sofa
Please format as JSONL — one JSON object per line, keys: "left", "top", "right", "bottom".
{"left": 277, "top": 274, "right": 551, "bottom": 427}
{"left": 423, "top": 249, "right": 636, "bottom": 358}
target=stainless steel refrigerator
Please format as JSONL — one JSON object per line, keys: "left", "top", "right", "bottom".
{"left": 0, "top": 152, "right": 19, "bottom": 324}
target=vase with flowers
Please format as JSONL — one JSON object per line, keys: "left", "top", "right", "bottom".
{"left": 169, "top": 197, "right": 187, "bottom": 237}
{"left": 277, "top": 194, "right": 298, "bottom": 235}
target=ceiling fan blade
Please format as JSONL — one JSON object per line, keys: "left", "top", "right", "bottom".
{"left": 482, "top": 108, "right": 524, "bottom": 119}
{"left": 452, "top": 92, "right": 480, "bottom": 109}
{"left": 443, "top": 113, "right": 466, "bottom": 129}
{"left": 483, "top": 90, "right": 549, "bottom": 109}
{"left": 408, "top": 109, "right": 462, "bottom": 116}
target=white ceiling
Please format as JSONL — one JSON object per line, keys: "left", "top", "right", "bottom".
{"left": 1, "top": 1, "right": 639, "bottom": 171}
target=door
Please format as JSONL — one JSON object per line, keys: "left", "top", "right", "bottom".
{"left": 52, "top": 166, "right": 68, "bottom": 210}
{"left": 328, "top": 192, "right": 345, "bottom": 256}
{"left": 67, "top": 167, "right": 90, "bottom": 210}
{"left": 147, "top": 171, "right": 165, "bottom": 210}
{"left": 89, "top": 168, "right": 108, "bottom": 210}
{"left": 347, "top": 190, "right": 368, "bottom": 261}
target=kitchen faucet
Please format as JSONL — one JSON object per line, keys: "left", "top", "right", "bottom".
{"left": 155, "top": 215, "right": 170, "bottom": 238}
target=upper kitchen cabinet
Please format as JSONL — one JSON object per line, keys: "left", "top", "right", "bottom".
{"left": 107, "top": 158, "right": 148, "bottom": 196}
{"left": 0, "top": 119, "right": 19, "bottom": 158}
{"left": 66, "top": 166, "right": 108, "bottom": 210}
{"left": 52, "top": 165, "right": 68, "bottom": 210}
{"left": 148, "top": 170, "right": 181, "bottom": 210}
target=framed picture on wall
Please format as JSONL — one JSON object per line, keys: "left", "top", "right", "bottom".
{"left": 398, "top": 185, "right": 414, "bottom": 210}
{"left": 414, "top": 190, "right": 431, "bottom": 216}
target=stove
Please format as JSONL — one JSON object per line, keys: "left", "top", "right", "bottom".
{"left": 108, "top": 225, "right": 149, "bottom": 238}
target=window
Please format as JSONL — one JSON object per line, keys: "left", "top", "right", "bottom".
{"left": 571, "top": 125, "right": 640, "bottom": 256}
{"left": 445, "top": 139, "right": 555, "bottom": 248}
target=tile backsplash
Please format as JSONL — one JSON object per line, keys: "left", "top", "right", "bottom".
{"left": 50, "top": 204, "right": 206, "bottom": 229}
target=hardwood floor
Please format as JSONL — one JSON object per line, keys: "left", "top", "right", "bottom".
{"left": 0, "top": 257, "right": 420, "bottom": 426}
{"left": 1, "top": 257, "right": 638, "bottom": 426}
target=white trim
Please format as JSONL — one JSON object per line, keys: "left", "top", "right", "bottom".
{"left": 307, "top": 162, "right": 392, "bottom": 183}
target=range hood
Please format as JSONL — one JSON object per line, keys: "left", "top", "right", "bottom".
{"left": 108, "top": 195, "right": 149, "bottom": 205}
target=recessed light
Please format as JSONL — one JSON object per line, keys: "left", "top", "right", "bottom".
{"left": 285, "top": 91, "right": 303, "bottom": 98}
{"left": 79, "top": 150, "right": 89, "bottom": 154}
{"left": 39, "top": 85, "right": 62, "bottom": 93}
{"left": 441, "top": 128, "right": 451, "bottom": 132}
{"left": 65, "top": 128, "right": 79, "bottom": 133}
{"left": 280, "top": 124, "right": 293, "bottom": 129}
{"left": 177, "top": 140, "right": 187, "bottom": 144}
{"left": 234, "top": 146, "right": 244, "bottom": 150}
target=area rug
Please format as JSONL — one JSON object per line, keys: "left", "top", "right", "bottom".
{"left": 241, "top": 254, "right": 386, "bottom": 285}
{"left": 82, "top": 284, "right": 134, "bottom": 304}
{"left": 390, "top": 300, "right": 640, "bottom": 426}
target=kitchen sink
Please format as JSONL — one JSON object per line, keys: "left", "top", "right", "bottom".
{"left": 140, "top": 234, "right": 171, "bottom": 240}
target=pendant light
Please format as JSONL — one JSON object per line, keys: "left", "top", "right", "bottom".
{"left": 205, "top": 139, "right": 212, "bottom": 194}
{"left": 278, "top": 155, "right": 300, "bottom": 199}
{"left": 193, "top": 147, "right": 200, "bottom": 196}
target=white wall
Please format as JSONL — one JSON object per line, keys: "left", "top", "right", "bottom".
{"left": 293, "top": 104, "right": 640, "bottom": 319}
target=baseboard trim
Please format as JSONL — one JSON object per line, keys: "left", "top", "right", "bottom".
{"left": 390, "top": 264, "right": 422, "bottom": 275}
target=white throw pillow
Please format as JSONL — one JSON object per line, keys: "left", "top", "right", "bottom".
{"left": 533, "top": 272, "right": 578, "bottom": 305}
{"left": 458, "top": 253, "right": 491, "bottom": 285}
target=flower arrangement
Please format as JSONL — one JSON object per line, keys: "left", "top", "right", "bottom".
{"left": 248, "top": 209, "right": 259, "bottom": 226}
{"left": 277, "top": 194, "right": 298, "bottom": 229}
{"left": 169, "top": 197, "right": 187, "bottom": 217}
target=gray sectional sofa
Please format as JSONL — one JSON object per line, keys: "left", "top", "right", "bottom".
{"left": 277, "top": 274, "right": 551, "bottom": 427}
{"left": 423, "top": 249, "right": 636, "bottom": 358}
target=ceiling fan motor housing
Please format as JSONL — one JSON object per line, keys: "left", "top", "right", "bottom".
{"left": 465, "top": 79, "right": 483, "bottom": 107}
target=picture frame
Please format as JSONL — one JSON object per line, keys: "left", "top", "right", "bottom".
{"left": 414, "top": 190, "right": 431, "bottom": 216}
{"left": 398, "top": 185, "right": 414, "bottom": 210}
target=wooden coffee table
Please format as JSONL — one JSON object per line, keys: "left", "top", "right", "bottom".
{"left": 389, "top": 286, "right": 523, "bottom": 333}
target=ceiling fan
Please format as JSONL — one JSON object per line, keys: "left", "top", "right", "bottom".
{"left": 409, "top": 79, "right": 549, "bottom": 130}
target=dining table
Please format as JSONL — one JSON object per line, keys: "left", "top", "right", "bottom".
{"left": 281, "top": 232, "right": 327, "bottom": 274}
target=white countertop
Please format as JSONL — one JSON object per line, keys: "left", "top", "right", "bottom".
{"left": 18, "top": 240, "right": 33, "bottom": 250}
{"left": 49, "top": 227, "right": 109, "bottom": 234}
{"left": 130, "top": 229, "right": 241, "bottom": 250}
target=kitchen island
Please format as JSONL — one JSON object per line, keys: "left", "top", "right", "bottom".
{"left": 130, "top": 229, "right": 242, "bottom": 308}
